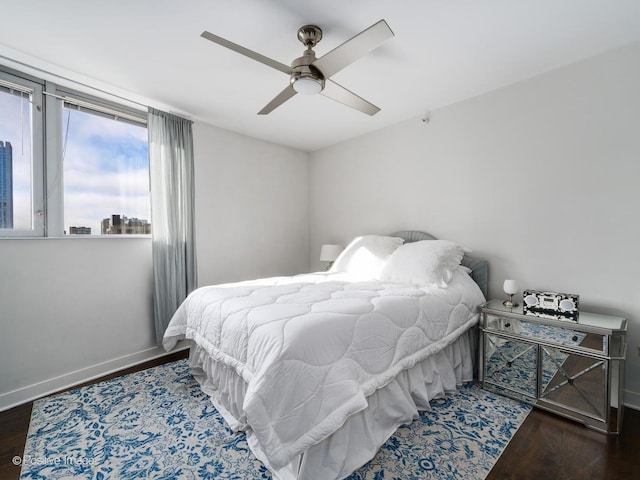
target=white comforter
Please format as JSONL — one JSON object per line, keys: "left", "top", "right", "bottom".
{"left": 163, "top": 269, "right": 484, "bottom": 473}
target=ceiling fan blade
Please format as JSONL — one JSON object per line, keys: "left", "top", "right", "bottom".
{"left": 258, "top": 84, "right": 297, "bottom": 115}
{"left": 201, "top": 31, "right": 292, "bottom": 74}
{"left": 312, "top": 19, "right": 394, "bottom": 78}
{"left": 321, "top": 80, "right": 380, "bottom": 116}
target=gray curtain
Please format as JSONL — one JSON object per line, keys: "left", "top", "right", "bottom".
{"left": 148, "top": 107, "right": 197, "bottom": 345}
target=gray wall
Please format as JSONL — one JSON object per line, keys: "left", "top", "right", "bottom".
{"left": 309, "top": 42, "right": 640, "bottom": 407}
{"left": 0, "top": 122, "right": 309, "bottom": 411}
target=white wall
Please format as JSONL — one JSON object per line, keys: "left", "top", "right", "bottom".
{"left": 193, "top": 122, "right": 310, "bottom": 285}
{"left": 309, "top": 42, "right": 640, "bottom": 407}
{"left": 0, "top": 122, "right": 309, "bottom": 411}
{"left": 0, "top": 237, "right": 157, "bottom": 410}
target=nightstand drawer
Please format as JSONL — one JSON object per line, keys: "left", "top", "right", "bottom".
{"left": 485, "top": 315, "right": 604, "bottom": 355}
{"left": 538, "top": 344, "right": 607, "bottom": 422}
{"left": 481, "top": 299, "right": 626, "bottom": 358}
{"left": 483, "top": 332, "right": 537, "bottom": 401}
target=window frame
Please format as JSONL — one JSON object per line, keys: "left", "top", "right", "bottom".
{"left": 0, "top": 68, "right": 45, "bottom": 237}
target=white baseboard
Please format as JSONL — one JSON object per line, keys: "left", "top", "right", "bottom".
{"left": 0, "top": 345, "right": 189, "bottom": 412}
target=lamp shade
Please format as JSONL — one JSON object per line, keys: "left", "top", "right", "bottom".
{"left": 320, "top": 244, "right": 343, "bottom": 262}
{"left": 503, "top": 279, "right": 518, "bottom": 295}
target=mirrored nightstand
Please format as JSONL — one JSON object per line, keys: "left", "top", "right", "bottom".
{"left": 479, "top": 299, "right": 627, "bottom": 434}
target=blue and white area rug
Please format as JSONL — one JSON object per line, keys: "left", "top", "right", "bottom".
{"left": 20, "top": 360, "right": 530, "bottom": 480}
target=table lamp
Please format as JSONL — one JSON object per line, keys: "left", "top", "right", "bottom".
{"left": 320, "top": 244, "right": 343, "bottom": 270}
{"left": 503, "top": 279, "right": 519, "bottom": 308}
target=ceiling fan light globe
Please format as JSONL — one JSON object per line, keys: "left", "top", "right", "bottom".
{"left": 292, "top": 76, "right": 324, "bottom": 95}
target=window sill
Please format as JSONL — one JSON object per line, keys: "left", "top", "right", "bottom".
{"left": 0, "top": 235, "right": 152, "bottom": 240}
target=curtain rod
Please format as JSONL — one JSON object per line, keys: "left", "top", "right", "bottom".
{"left": 0, "top": 53, "right": 148, "bottom": 110}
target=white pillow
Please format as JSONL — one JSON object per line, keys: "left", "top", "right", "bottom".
{"left": 330, "top": 235, "right": 404, "bottom": 278}
{"left": 377, "top": 240, "right": 468, "bottom": 287}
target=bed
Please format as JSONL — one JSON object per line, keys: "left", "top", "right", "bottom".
{"left": 163, "top": 231, "right": 488, "bottom": 479}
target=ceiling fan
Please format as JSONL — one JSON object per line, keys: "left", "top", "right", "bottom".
{"left": 200, "top": 19, "right": 394, "bottom": 116}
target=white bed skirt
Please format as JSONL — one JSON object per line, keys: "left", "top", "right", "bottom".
{"left": 187, "top": 328, "right": 475, "bottom": 480}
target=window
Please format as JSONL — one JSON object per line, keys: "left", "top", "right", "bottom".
{"left": 0, "top": 65, "right": 149, "bottom": 237}
{"left": 0, "top": 69, "right": 44, "bottom": 236}
{"left": 60, "top": 96, "right": 149, "bottom": 236}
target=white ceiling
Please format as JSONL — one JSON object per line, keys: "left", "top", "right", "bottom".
{"left": 1, "top": 0, "right": 640, "bottom": 152}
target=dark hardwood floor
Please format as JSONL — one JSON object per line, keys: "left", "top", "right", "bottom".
{"left": 487, "top": 407, "right": 640, "bottom": 480}
{"left": 1, "top": 349, "right": 638, "bottom": 480}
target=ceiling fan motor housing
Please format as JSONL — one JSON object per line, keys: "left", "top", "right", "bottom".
{"left": 290, "top": 47, "right": 325, "bottom": 93}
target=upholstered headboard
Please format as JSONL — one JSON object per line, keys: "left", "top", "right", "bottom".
{"left": 390, "top": 231, "right": 488, "bottom": 299}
